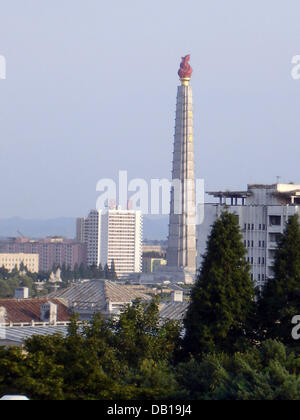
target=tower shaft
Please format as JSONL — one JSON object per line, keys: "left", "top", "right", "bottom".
{"left": 167, "top": 82, "right": 197, "bottom": 275}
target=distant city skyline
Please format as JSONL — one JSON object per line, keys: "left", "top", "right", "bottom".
{"left": 1, "top": 1, "right": 300, "bottom": 219}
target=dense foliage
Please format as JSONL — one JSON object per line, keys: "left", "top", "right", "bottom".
{"left": 2, "top": 211, "right": 300, "bottom": 400}
{"left": 259, "top": 215, "right": 300, "bottom": 346}
{"left": 0, "top": 300, "right": 182, "bottom": 400}
{"left": 1, "top": 301, "right": 300, "bottom": 400}
{"left": 183, "top": 211, "right": 255, "bottom": 356}
{"left": 0, "top": 266, "right": 39, "bottom": 298}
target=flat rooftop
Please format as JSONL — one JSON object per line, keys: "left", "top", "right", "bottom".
{"left": 208, "top": 184, "right": 300, "bottom": 199}
{"left": 207, "top": 191, "right": 251, "bottom": 199}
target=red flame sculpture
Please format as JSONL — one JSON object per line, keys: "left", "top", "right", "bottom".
{"left": 178, "top": 55, "right": 193, "bottom": 79}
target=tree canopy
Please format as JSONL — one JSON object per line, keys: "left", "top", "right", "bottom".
{"left": 259, "top": 214, "right": 300, "bottom": 346}
{"left": 183, "top": 211, "right": 255, "bottom": 356}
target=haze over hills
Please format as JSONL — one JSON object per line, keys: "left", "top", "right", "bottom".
{"left": 0, "top": 215, "right": 169, "bottom": 241}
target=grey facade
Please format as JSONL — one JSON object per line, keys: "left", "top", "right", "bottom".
{"left": 197, "top": 184, "right": 300, "bottom": 288}
{"left": 166, "top": 81, "right": 197, "bottom": 282}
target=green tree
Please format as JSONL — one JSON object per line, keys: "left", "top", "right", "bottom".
{"left": 260, "top": 215, "right": 300, "bottom": 345}
{"left": 104, "top": 264, "right": 110, "bottom": 279}
{"left": 113, "top": 298, "right": 181, "bottom": 367}
{"left": 0, "top": 279, "right": 12, "bottom": 298}
{"left": 176, "top": 340, "right": 300, "bottom": 400}
{"left": 183, "top": 211, "right": 255, "bottom": 356}
{"left": 73, "top": 263, "right": 80, "bottom": 280}
{"left": 110, "top": 260, "right": 118, "bottom": 280}
{"left": 79, "top": 263, "right": 87, "bottom": 279}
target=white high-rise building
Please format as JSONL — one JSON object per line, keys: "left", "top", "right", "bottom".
{"left": 84, "top": 210, "right": 102, "bottom": 267}
{"left": 197, "top": 184, "right": 300, "bottom": 288}
{"left": 100, "top": 207, "right": 143, "bottom": 277}
{"left": 78, "top": 208, "right": 143, "bottom": 277}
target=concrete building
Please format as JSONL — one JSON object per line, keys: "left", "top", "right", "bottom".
{"left": 100, "top": 207, "right": 143, "bottom": 277}
{"left": 84, "top": 210, "right": 102, "bottom": 267}
{"left": 197, "top": 184, "right": 300, "bottom": 288}
{"left": 48, "top": 279, "right": 154, "bottom": 320}
{"left": 0, "top": 298, "right": 71, "bottom": 347}
{"left": 15, "top": 287, "right": 29, "bottom": 299}
{"left": 78, "top": 208, "right": 143, "bottom": 277}
{"left": 159, "top": 290, "right": 189, "bottom": 322}
{"left": 0, "top": 253, "right": 39, "bottom": 273}
{"left": 2, "top": 237, "right": 86, "bottom": 272}
{"left": 143, "top": 257, "right": 167, "bottom": 273}
{"left": 76, "top": 217, "right": 88, "bottom": 243}
{"left": 143, "top": 244, "right": 166, "bottom": 256}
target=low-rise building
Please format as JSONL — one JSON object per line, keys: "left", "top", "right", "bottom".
{"left": 143, "top": 257, "right": 167, "bottom": 273}
{"left": 159, "top": 291, "right": 189, "bottom": 322}
{"left": 48, "top": 279, "right": 155, "bottom": 320}
{"left": 142, "top": 245, "right": 166, "bottom": 256}
{"left": 0, "top": 253, "right": 39, "bottom": 273}
{"left": 0, "top": 298, "right": 71, "bottom": 347}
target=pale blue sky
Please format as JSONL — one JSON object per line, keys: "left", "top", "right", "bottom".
{"left": 0, "top": 0, "right": 300, "bottom": 219}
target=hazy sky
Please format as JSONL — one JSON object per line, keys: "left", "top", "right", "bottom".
{"left": 0, "top": 0, "right": 300, "bottom": 219}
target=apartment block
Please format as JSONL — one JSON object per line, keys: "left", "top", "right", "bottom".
{"left": 3, "top": 237, "right": 86, "bottom": 272}
{"left": 77, "top": 207, "right": 143, "bottom": 277}
{"left": 100, "top": 208, "right": 143, "bottom": 277}
{"left": 0, "top": 253, "right": 39, "bottom": 273}
{"left": 197, "top": 184, "right": 300, "bottom": 288}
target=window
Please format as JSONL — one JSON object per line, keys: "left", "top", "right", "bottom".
{"left": 269, "top": 216, "right": 281, "bottom": 226}
{"left": 269, "top": 233, "right": 281, "bottom": 244}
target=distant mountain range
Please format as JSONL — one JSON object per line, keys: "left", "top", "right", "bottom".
{"left": 0, "top": 217, "right": 76, "bottom": 239}
{"left": 0, "top": 215, "right": 169, "bottom": 240}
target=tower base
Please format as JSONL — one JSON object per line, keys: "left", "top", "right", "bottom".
{"left": 139, "top": 266, "right": 196, "bottom": 285}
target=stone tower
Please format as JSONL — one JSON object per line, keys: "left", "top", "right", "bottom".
{"left": 166, "top": 55, "right": 197, "bottom": 283}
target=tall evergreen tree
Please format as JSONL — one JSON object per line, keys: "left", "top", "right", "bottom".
{"left": 259, "top": 214, "right": 300, "bottom": 345}
{"left": 110, "top": 260, "right": 118, "bottom": 281}
{"left": 73, "top": 263, "right": 80, "bottom": 280}
{"left": 104, "top": 263, "right": 110, "bottom": 280}
{"left": 98, "top": 264, "right": 105, "bottom": 279}
{"left": 183, "top": 211, "right": 255, "bottom": 356}
{"left": 78, "top": 263, "right": 87, "bottom": 279}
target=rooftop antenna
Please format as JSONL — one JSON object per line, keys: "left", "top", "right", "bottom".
{"left": 276, "top": 176, "right": 281, "bottom": 184}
